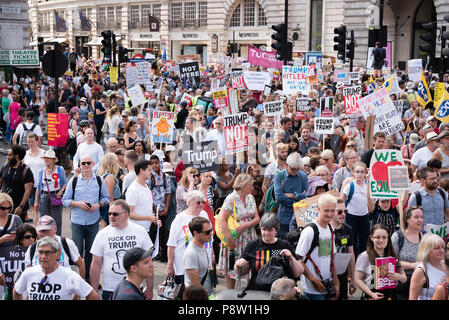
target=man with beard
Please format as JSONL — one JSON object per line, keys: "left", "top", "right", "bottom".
{"left": 262, "top": 143, "right": 289, "bottom": 194}
{"left": 408, "top": 167, "right": 449, "bottom": 230}
{"left": 298, "top": 124, "right": 318, "bottom": 157}
{"left": 0, "top": 145, "right": 34, "bottom": 222}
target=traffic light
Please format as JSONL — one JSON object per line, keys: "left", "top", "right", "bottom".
{"left": 118, "top": 46, "right": 129, "bottom": 63}
{"left": 225, "top": 44, "right": 232, "bottom": 57}
{"left": 334, "top": 26, "right": 346, "bottom": 61}
{"left": 101, "top": 30, "right": 112, "bottom": 63}
{"left": 271, "top": 24, "right": 287, "bottom": 61}
{"left": 443, "top": 15, "right": 449, "bottom": 58}
{"left": 419, "top": 22, "right": 437, "bottom": 62}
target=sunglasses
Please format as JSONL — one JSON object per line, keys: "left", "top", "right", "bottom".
{"left": 81, "top": 161, "right": 92, "bottom": 165}
{"left": 195, "top": 201, "right": 205, "bottom": 205}
{"left": 23, "top": 235, "right": 35, "bottom": 239}
{"left": 337, "top": 209, "right": 348, "bottom": 215}
{"left": 200, "top": 229, "right": 213, "bottom": 235}
{"left": 0, "top": 206, "right": 11, "bottom": 211}
{"left": 108, "top": 211, "right": 126, "bottom": 217}
{"left": 38, "top": 250, "right": 55, "bottom": 256}
{"left": 193, "top": 174, "right": 200, "bottom": 178}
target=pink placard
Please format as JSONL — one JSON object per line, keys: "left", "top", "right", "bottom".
{"left": 247, "top": 45, "right": 283, "bottom": 70}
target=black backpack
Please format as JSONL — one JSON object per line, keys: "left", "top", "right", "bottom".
{"left": 29, "top": 237, "right": 75, "bottom": 265}
{"left": 283, "top": 222, "right": 320, "bottom": 263}
{"left": 254, "top": 254, "right": 291, "bottom": 292}
{"left": 71, "top": 175, "right": 102, "bottom": 201}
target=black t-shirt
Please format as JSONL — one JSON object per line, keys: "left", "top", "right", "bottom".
{"left": 333, "top": 223, "right": 354, "bottom": 254}
{"left": 370, "top": 203, "right": 399, "bottom": 237}
{"left": 0, "top": 163, "right": 34, "bottom": 214}
{"left": 175, "top": 108, "right": 189, "bottom": 129}
{"left": 242, "top": 238, "right": 297, "bottom": 290}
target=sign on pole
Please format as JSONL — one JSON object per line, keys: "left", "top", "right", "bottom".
{"left": 263, "top": 101, "right": 284, "bottom": 117}
{"left": 369, "top": 149, "right": 404, "bottom": 199}
{"left": 343, "top": 85, "right": 362, "bottom": 115}
{"left": 151, "top": 111, "right": 175, "bottom": 144}
{"left": 314, "top": 117, "right": 334, "bottom": 134}
{"left": 224, "top": 112, "right": 249, "bottom": 154}
{"left": 182, "top": 140, "right": 221, "bottom": 173}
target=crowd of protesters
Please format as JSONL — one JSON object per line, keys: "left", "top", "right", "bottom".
{"left": 0, "top": 50, "right": 449, "bottom": 301}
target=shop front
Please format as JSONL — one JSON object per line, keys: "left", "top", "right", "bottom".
{"left": 129, "top": 32, "right": 161, "bottom": 55}
{"left": 226, "top": 30, "right": 271, "bottom": 59}
{"left": 170, "top": 32, "right": 209, "bottom": 64}
{"left": 0, "top": 49, "right": 40, "bottom": 83}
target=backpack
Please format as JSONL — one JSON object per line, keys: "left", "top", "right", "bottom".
{"left": 374, "top": 48, "right": 386, "bottom": 61}
{"left": 263, "top": 170, "right": 285, "bottom": 214}
{"left": 65, "top": 132, "right": 81, "bottom": 157}
{"left": 20, "top": 123, "right": 37, "bottom": 146}
{"left": 149, "top": 172, "right": 167, "bottom": 191}
{"left": 283, "top": 222, "right": 320, "bottom": 264}
{"left": 396, "top": 229, "right": 422, "bottom": 253}
{"left": 345, "top": 181, "right": 355, "bottom": 208}
{"left": 254, "top": 253, "right": 291, "bottom": 292}
{"left": 71, "top": 175, "right": 102, "bottom": 201}
{"left": 29, "top": 237, "right": 75, "bottom": 265}
{"left": 414, "top": 188, "right": 446, "bottom": 206}
{"left": 69, "top": 52, "right": 77, "bottom": 63}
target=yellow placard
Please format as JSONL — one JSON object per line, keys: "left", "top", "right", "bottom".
{"left": 109, "top": 67, "right": 118, "bottom": 84}
{"left": 434, "top": 82, "right": 445, "bottom": 108}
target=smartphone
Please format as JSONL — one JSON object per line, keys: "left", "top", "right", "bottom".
{"left": 86, "top": 202, "right": 92, "bottom": 208}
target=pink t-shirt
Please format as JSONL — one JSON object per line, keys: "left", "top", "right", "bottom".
{"left": 9, "top": 102, "right": 21, "bottom": 130}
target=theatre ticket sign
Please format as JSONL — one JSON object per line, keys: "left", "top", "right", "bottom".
{"left": 0, "top": 50, "right": 39, "bottom": 66}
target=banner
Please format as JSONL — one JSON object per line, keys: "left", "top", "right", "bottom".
{"left": 320, "top": 97, "right": 334, "bottom": 117}
{"left": 434, "top": 82, "right": 446, "bottom": 108}
{"left": 388, "top": 166, "right": 409, "bottom": 190}
{"left": 263, "top": 101, "right": 283, "bottom": 117}
{"left": 224, "top": 112, "right": 249, "bottom": 154}
{"left": 212, "top": 90, "right": 229, "bottom": 109}
{"left": 343, "top": 86, "right": 362, "bottom": 114}
{"left": 230, "top": 71, "right": 245, "bottom": 90}
{"left": 179, "top": 61, "right": 201, "bottom": 84}
{"left": 381, "top": 74, "right": 399, "bottom": 95}
{"left": 407, "top": 59, "right": 423, "bottom": 82}
{"left": 293, "top": 190, "right": 339, "bottom": 228}
{"left": 306, "top": 51, "right": 323, "bottom": 70}
{"left": 416, "top": 72, "right": 432, "bottom": 108}
{"left": 369, "top": 149, "right": 404, "bottom": 199}
{"left": 125, "top": 61, "right": 151, "bottom": 86}
{"left": 334, "top": 69, "right": 348, "bottom": 83}
{"left": 243, "top": 71, "right": 271, "bottom": 91}
{"left": 127, "top": 84, "right": 145, "bottom": 107}
{"left": 282, "top": 66, "right": 313, "bottom": 95}
{"left": 182, "top": 140, "right": 221, "bottom": 173}
{"left": 424, "top": 222, "right": 449, "bottom": 244}
{"left": 151, "top": 111, "right": 175, "bottom": 143}
{"left": 295, "top": 98, "right": 312, "bottom": 120}
{"left": 314, "top": 117, "right": 334, "bottom": 134}
{"left": 47, "top": 113, "right": 69, "bottom": 147}
{"left": 0, "top": 246, "right": 27, "bottom": 288}
{"left": 435, "top": 91, "right": 449, "bottom": 124}
{"left": 247, "top": 45, "right": 283, "bottom": 69}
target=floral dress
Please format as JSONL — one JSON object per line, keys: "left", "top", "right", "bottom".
{"left": 217, "top": 190, "right": 258, "bottom": 279}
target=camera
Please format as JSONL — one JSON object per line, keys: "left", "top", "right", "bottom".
{"left": 322, "top": 279, "right": 336, "bottom": 298}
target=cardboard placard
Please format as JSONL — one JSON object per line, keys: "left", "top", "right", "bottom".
{"left": 314, "top": 117, "right": 334, "bottom": 134}
{"left": 182, "top": 140, "right": 221, "bottom": 173}
{"left": 369, "top": 149, "right": 404, "bottom": 199}
{"left": 293, "top": 190, "right": 340, "bottom": 228}
{"left": 388, "top": 166, "right": 409, "bottom": 190}
{"left": 151, "top": 111, "right": 175, "bottom": 144}
{"left": 263, "top": 101, "right": 284, "bottom": 117}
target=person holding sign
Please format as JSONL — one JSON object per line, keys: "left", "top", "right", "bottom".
{"left": 354, "top": 224, "right": 407, "bottom": 300}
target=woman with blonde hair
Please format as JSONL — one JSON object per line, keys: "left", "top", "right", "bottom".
{"left": 217, "top": 173, "right": 260, "bottom": 289}
{"left": 104, "top": 106, "right": 121, "bottom": 142}
{"left": 409, "top": 233, "right": 446, "bottom": 300}
{"left": 98, "top": 153, "right": 121, "bottom": 229}
{"left": 176, "top": 167, "right": 200, "bottom": 214}
{"left": 0, "top": 193, "right": 22, "bottom": 248}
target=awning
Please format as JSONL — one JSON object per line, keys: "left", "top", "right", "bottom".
{"left": 84, "top": 37, "right": 102, "bottom": 46}
{"left": 48, "top": 38, "right": 68, "bottom": 44}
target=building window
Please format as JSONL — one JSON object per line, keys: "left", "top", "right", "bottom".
{"left": 230, "top": 4, "right": 240, "bottom": 27}
{"left": 116, "top": 6, "right": 122, "bottom": 29}
{"left": 130, "top": 5, "right": 140, "bottom": 29}
{"left": 170, "top": 3, "right": 182, "bottom": 28}
{"left": 97, "top": 7, "right": 106, "bottom": 29}
{"left": 229, "top": 1, "right": 266, "bottom": 28}
{"left": 153, "top": 4, "right": 161, "bottom": 19}
{"left": 199, "top": 2, "right": 207, "bottom": 27}
{"left": 309, "top": 0, "right": 323, "bottom": 51}
{"left": 184, "top": 2, "right": 196, "bottom": 27}
{"left": 141, "top": 5, "right": 152, "bottom": 29}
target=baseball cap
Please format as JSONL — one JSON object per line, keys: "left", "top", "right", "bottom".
{"left": 427, "top": 116, "right": 436, "bottom": 122}
{"left": 36, "top": 215, "right": 56, "bottom": 231}
{"left": 122, "top": 109, "right": 130, "bottom": 116}
{"left": 409, "top": 133, "right": 419, "bottom": 144}
{"left": 123, "top": 247, "right": 154, "bottom": 271}
{"left": 427, "top": 131, "right": 440, "bottom": 141}
{"left": 165, "top": 145, "right": 176, "bottom": 152}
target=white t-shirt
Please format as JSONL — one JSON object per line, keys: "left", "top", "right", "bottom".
{"left": 25, "top": 235, "right": 81, "bottom": 268}
{"left": 14, "top": 265, "right": 93, "bottom": 300}
{"left": 15, "top": 122, "right": 43, "bottom": 143}
{"left": 295, "top": 221, "right": 336, "bottom": 295}
{"left": 73, "top": 142, "right": 104, "bottom": 168}
{"left": 411, "top": 146, "right": 434, "bottom": 170}
{"left": 122, "top": 170, "right": 136, "bottom": 193}
{"left": 24, "top": 149, "right": 45, "bottom": 187}
{"left": 167, "top": 211, "right": 213, "bottom": 276}
{"left": 90, "top": 222, "right": 153, "bottom": 292}
{"left": 342, "top": 181, "right": 369, "bottom": 216}
{"left": 126, "top": 180, "right": 153, "bottom": 232}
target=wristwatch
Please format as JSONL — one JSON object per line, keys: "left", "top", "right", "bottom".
{"left": 19, "top": 204, "right": 25, "bottom": 209}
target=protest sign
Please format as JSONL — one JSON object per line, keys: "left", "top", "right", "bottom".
{"left": 182, "top": 140, "right": 221, "bottom": 173}
{"left": 369, "top": 149, "right": 404, "bottom": 199}
{"left": 282, "top": 66, "right": 313, "bottom": 95}
{"left": 247, "top": 45, "right": 283, "bottom": 69}
{"left": 381, "top": 74, "right": 400, "bottom": 95}
{"left": 127, "top": 84, "right": 145, "bottom": 107}
{"left": 343, "top": 85, "right": 362, "bottom": 115}
{"left": 263, "top": 101, "right": 283, "bottom": 117}
{"left": 230, "top": 71, "right": 245, "bottom": 90}
{"left": 408, "top": 59, "right": 423, "bottom": 82}
{"left": 181, "top": 93, "right": 194, "bottom": 105}
{"left": 373, "top": 94, "right": 404, "bottom": 136}
{"left": 0, "top": 246, "right": 27, "bottom": 288}
{"left": 424, "top": 222, "right": 449, "bottom": 244}
{"left": 212, "top": 90, "right": 229, "bottom": 109}
{"left": 347, "top": 115, "right": 358, "bottom": 137}
{"left": 393, "top": 100, "right": 403, "bottom": 115}
{"left": 307, "top": 74, "right": 318, "bottom": 85}
{"left": 109, "top": 66, "right": 118, "bottom": 84}
{"left": 375, "top": 257, "right": 397, "bottom": 290}
{"left": 306, "top": 51, "right": 322, "bottom": 70}
{"left": 434, "top": 82, "right": 446, "bottom": 108}
{"left": 320, "top": 97, "right": 334, "bottom": 117}
{"left": 179, "top": 61, "right": 200, "bottom": 84}
{"left": 293, "top": 190, "right": 339, "bottom": 228}
{"left": 435, "top": 91, "right": 449, "bottom": 124}
{"left": 295, "top": 98, "right": 312, "bottom": 120}
{"left": 224, "top": 112, "right": 249, "bottom": 153}
{"left": 151, "top": 111, "right": 175, "bottom": 143}
{"left": 243, "top": 71, "right": 271, "bottom": 91}
{"left": 334, "top": 69, "right": 348, "bottom": 83}
{"left": 47, "top": 113, "right": 68, "bottom": 147}
{"left": 314, "top": 117, "right": 334, "bottom": 134}
{"left": 63, "top": 70, "right": 73, "bottom": 82}
{"left": 125, "top": 61, "right": 151, "bottom": 86}
{"left": 388, "top": 166, "right": 409, "bottom": 190}
{"left": 358, "top": 87, "right": 389, "bottom": 118}
{"left": 349, "top": 72, "right": 360, "bottom": 82}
